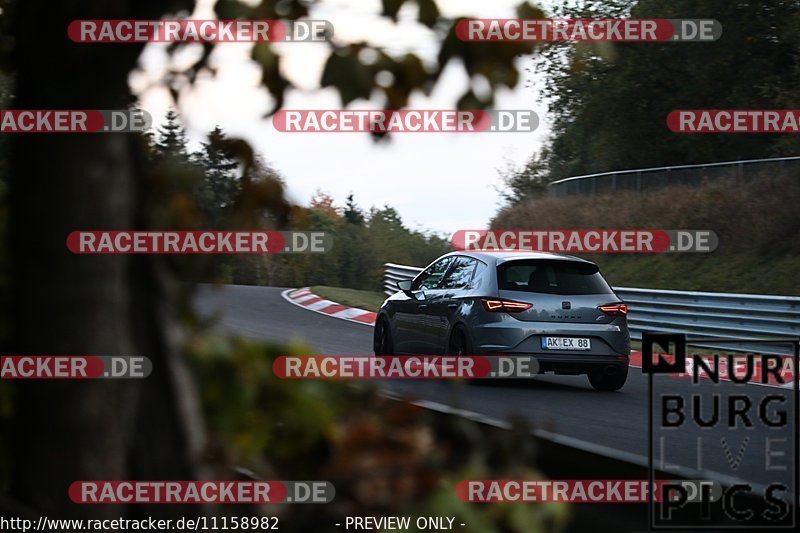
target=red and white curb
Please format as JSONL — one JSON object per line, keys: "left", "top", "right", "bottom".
{"left": 281, "top": 287, "right": 377, "bottom": 326}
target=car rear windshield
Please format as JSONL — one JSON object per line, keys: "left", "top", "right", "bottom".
{"left": 497, "top": 259, "right": 613, "bottom": 295}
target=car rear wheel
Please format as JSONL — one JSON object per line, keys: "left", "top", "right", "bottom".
{"left": 448, "top": 325, "right": 472, "bottom": 356}
{"left": 450, "top": 327, "right": 488, "bottom": 385}
{"left": 588, "top": 363, "right": 628, "bottom": 391}
{"left": 373, "top": 316, "right": 394, "bottom": 356}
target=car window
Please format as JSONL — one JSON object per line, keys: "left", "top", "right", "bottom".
{"left": 473, "top": 260, "right": 487, "bottom": 281}
{"left": 440, "top": 256, "right": 477, "bottom": 289}
{"left": 413, "top": 257, "right": 452, "bottom": 290}
{"left": 497, "top": 259, "right": 613, "bottom": 295}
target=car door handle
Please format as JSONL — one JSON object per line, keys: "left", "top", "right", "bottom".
{"left": 418, "top": 304, "right": 429, "bottom": 310}
{"left": 447, "top": 303, "right": 458, "bottom": 309}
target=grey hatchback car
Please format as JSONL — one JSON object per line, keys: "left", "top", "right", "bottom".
{"left": 373, "top": 251, "right": 631, "bottom": 391}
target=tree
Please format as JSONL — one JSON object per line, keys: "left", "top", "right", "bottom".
{"left": 195, "top": 126, "right": 240, "bottom": 228}
{"left": 535, "top": 0, "right": 800, "bottom": 179}
{"left": 496, "top": 152, "right": 551, "bottom": 206}
{"left": 368, "top": 206, "right": 449, "bottom": 277}
{"left": 309, "top": 189, "right": 338, "bottom": 219}
{"left": 343, "top": 193, "right": 364, "bottom": 225}
{"left": 154, "top": 109, "right": 189, "bottom": 160}
{"left": 3, "top": 0, "right": 534, "bottom": 521}
{"left": 8, "top": 0, "right": 203, "bottom": 521}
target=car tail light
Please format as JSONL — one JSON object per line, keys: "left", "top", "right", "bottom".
{"left": 481, "top": 298, "right": 532, "bottom": 313}
{"left": 598, "top": 303, "right": 628, "bottom": 316}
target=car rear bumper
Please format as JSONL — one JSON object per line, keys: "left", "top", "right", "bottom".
{"left": 470, "top": 317, "right": 631, "bottom": 358}
{"left": 533, "top": 354, "right": 628, "bottom": 375}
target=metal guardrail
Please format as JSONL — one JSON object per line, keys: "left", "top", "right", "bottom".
{"left": 384, "top": 263, "right": 800, "bottom": 355}
{"left": 548, "top": 156, "right": 800, "bottom": 197}
{"left": 384, "top": 263, "right": 423, "bottom": 296}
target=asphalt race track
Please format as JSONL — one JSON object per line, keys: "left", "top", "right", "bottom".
{"left": 194, "top": 284, "right": 797, "bottom": 493}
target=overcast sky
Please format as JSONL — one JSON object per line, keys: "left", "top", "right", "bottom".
{"left": 132, "top": 0, "right": 555, "bottom": 235}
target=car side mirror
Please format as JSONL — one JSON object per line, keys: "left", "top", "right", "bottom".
{"left": 397, "top": 279, "right": 413, "bottom": 296}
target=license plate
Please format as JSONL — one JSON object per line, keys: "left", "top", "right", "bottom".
{"left": 541, "top": 337, "right": 591, "bottom": 350}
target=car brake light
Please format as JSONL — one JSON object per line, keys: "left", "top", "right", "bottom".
{"left": 481, "top": 298, "right": 532, "bottom": 313}
{"left": 598, "top": 303, "right": 628, "bottom": 316}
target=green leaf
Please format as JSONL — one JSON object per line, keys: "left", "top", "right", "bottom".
{"left": 215, "top": 0, "right": 253, "bottom": 20}
{"left": 321, "top": 51, "right": 374, "bottom": 106}
{"left": 252, "top": 43, "right": 291, "bottom": 115}
{"left": 377, "top": 52, "right": 429, "bottom": 109}
{"left": 381, "top": 0, "right": 409, "bottom": 21}
{"left": 417, "top": 0, "right": 440, "bottom": 28}
{"left": 456, "top": 89, "right": 492, "bottom": 111}
{"left": 515, "top": 2, "right": 546, "bottom": 20}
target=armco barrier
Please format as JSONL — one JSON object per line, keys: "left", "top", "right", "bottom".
{"left": 548, "top": 156, "right": 800, "bottom": 197}
{"left": 384, "top": 263, "right": 424, "bottom": 296}
{"left": 384, "top": 263, "right": 800, "bottom": 355}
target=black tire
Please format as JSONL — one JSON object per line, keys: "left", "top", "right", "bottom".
{"left": 447, "top": 325, "right": 472, "bottom": 356}
{"left": 373, "top": 316, "right": 394, "bottom": 356}
{"left": 449, "top": 326, "right": 483, "bottom": 385}
{"left": 588, "top": 363, "right": 629, "bottom": 391}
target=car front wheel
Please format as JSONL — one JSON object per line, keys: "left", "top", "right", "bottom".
{"left": 373, "top": 316, "right": 394, "bottom": 356}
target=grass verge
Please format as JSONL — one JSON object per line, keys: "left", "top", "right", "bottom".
{"left": 309, "top": 285, "right": 388, "bottom": 313}
{"left": 593, "top": 253, "right": 800, "bottom": 295}
{"left": 491, "top": 176, "right": 800, "bottom": 296}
